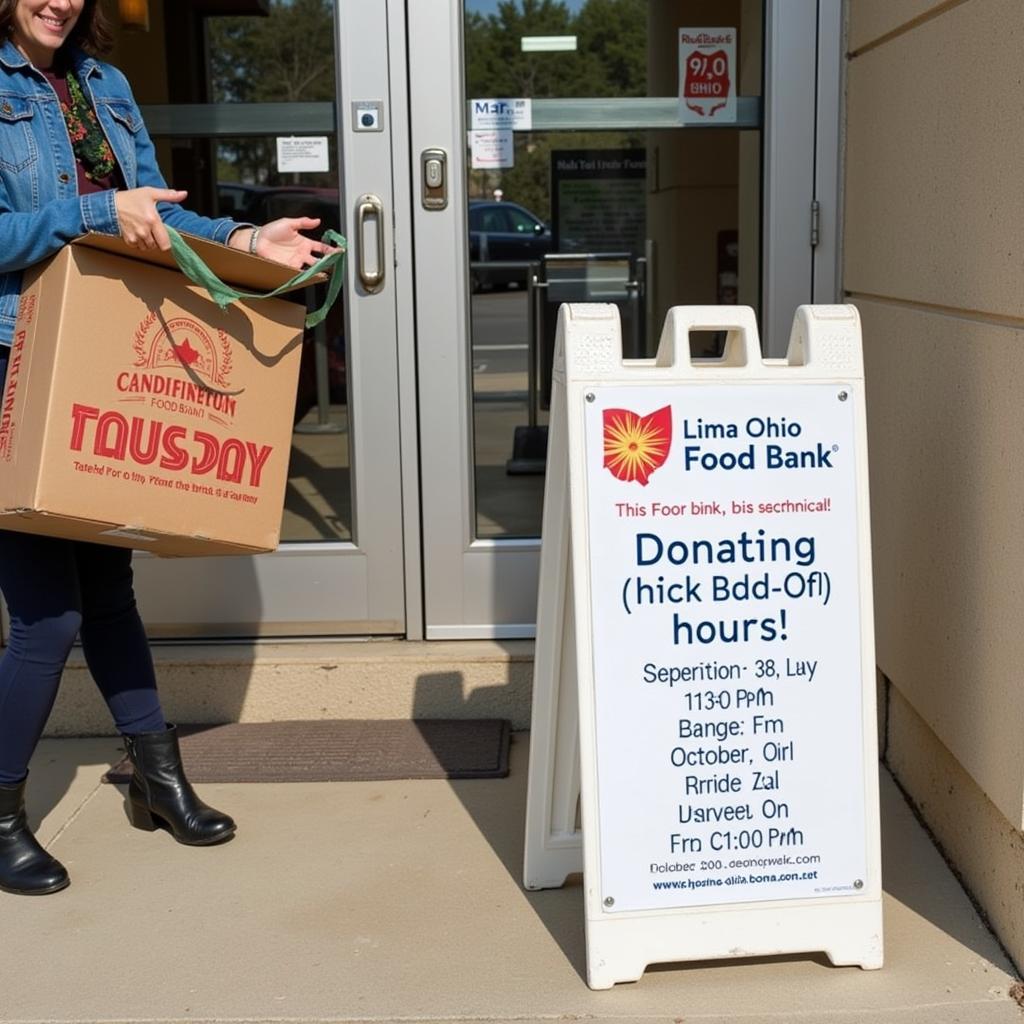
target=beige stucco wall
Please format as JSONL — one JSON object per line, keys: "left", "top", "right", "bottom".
{"left": 845, "top": 0, "right": 1024, "bottom": 967}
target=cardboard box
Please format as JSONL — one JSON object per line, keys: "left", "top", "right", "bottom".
{"left": 0, "top": 232, "right": 311, "bottom": 556}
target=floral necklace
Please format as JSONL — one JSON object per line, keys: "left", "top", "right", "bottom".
{"left": 61, "top": 70, "right": 115, "bottom": 182}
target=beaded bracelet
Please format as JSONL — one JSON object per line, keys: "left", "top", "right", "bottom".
{"left": 248, "top": 227, "right": 260, "bottom": 255}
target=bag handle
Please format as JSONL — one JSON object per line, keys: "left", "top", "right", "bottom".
{"left": 166, "top": 225, "right": 347, "bottom": 329}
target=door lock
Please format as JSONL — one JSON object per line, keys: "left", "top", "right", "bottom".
{"left": 421, "top": 148, "right": 447, "bottom": 210}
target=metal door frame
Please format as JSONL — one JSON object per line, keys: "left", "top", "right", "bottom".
{"left": 129, "top": 0, "right": 414, "bottom": 638}
{"left": 407, "top": 0, "right": 843, "bottom": 640}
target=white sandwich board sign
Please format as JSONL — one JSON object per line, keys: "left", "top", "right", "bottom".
{"left": 523, "top": 304, "right": 883, "bottom": 989}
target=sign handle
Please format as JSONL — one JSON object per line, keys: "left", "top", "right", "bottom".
{"left": 655, "top": 304, "right": 761, "bottom": 372}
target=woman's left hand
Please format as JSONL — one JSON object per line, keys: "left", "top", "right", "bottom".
{"left": 232, "top": 217, "right": 339, "bottom": 270}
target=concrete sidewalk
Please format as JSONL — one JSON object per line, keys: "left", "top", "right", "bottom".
{"left": 1, "top": 735, "right": 1020, "bottom": 1024}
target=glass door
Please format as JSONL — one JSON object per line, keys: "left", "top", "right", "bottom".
{"left": 411, "top": 0, "right": 828, "bottom": 638}
{"left": 120, "top": 0, "right": 409, "bottom": 636}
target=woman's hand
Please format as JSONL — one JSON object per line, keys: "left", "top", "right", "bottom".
{"left": 230, "top": 217, "right": 338, "bottom": 270}
{"left": 114, "top": 188, "right": 187, "bottom": 251}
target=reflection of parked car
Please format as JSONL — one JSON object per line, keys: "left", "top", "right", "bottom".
{"left": 215, "top": 182, "right": 265, "bottom": 219}
{"left": 216, "top": 184, "right": 346, "bottom": 422}
{"left": 216, "top": 183, "right": 342, "bottom": 235}
{"left": 468, "top": 199, "right": 552, "bottom": 290}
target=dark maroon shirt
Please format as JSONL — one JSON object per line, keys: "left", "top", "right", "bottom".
{"left": 39, "top": 62, "right": 123, "bottom": 195}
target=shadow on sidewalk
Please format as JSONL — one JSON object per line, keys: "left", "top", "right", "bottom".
{"left": 411, "top": 669, "right": 589, "bottom": 981}
{"left": 412, "top": 671, "right": 838, "bottom": 985}
{"left": 24, "top": 737, "right": 124, "bottom": 835}
{"left": 412, "top": 671, "right": 1013, "bottom": 983}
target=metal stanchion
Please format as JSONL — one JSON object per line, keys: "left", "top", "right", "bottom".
{"left": 506, "top": 263, "right": 548, "bottom": 474}
{"left": 643, "top": 238, "right": 655, "bottom": 356}
{"left": 295, "top": 284, "right": 343, "bottom": 435}
{"left": 507, "top": 254, "right": 645, "bottom": 474}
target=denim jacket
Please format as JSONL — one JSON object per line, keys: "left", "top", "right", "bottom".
{"left": 0, "top": 39, "right": 239, "bottom": 345}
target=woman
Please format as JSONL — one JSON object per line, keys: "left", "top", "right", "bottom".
{"left": 0, "top": 0, "right": 332, "bottom": 896}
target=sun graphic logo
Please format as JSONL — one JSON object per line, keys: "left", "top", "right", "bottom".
{"left": 602, "top": 406, "right": 672, "bottom": 485}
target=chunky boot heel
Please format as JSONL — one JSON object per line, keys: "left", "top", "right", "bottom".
{"left": 126, "top": 798, "right": 158, "bottom": 832}
{"left": 123, "top": 725, "right": 235, "bottom": 846}
{"left": 0, "top": 777, "right": 69, "bottom": 895}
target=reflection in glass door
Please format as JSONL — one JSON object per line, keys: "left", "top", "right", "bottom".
{"left": 203, "top": 6, "right": 352, "bottom": 546}
{"left": 412, "top": 0, "right": 833, "bottom": 637}
{"left": 119, "top": 0, "right": 407, "bottom": 636}
{"left": 466, "top": 1, "right": 764, "bottom": 541}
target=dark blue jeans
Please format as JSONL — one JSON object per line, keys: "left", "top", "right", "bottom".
{"left": 0, "top": 349, "right": 164, "bottom": 784}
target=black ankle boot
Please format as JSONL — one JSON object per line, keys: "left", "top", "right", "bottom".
{"left": 0, "top": 778, "right": 69, "bottom": 895}
{"left": 123, "top": 725, "right": 235, "bottom": 846}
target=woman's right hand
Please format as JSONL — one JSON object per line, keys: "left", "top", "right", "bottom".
{"left": 114, "top": 187, "right": 187, "bottom": 251}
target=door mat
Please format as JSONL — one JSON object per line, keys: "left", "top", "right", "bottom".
{"left": 102, "top": 719, "right": 511, "bottom": 784}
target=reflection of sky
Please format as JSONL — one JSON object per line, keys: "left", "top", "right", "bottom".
{"left": 467, "top": 0, "right": 585, "bottom": 13}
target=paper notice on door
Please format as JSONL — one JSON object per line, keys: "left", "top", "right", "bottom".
{"left": 470, "top": 130, "right": 515, "bottom": 170}
{"left": 276, "top": 136, "right": 331, "bottom": 173}
{"left": 469, "top": 98, "right": 532, "bottom": 131}
{"left": 678, "top": 27, "right": 737, "bottom": 125}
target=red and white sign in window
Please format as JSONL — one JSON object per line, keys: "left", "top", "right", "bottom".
{"left": 678, "top": 27, "right": 737, "bottom": 125}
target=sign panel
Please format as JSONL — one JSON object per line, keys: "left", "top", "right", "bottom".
{"left": 551, "top": 148, "right": 646, "bottom": 256}
{"left": 276, "top": 136, "right": 330, "bottom": 173}
{"left": 583, "top": 383, "right": 867, "bottom": 912}
{"left": 469, "top": 129, "right": 515, "bottom": 170}
{"left": 678, "top": 27, "right": 737, "bottom": 124}
{"left": 469, "top": 97, "right": 532, "bottom": 131}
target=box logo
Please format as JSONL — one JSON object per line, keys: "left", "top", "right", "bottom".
{"left": 118, "top": 313, "right": 240, "bottom": 421}
{"left": 603, "top": 406, "right": 672, "bottom": 485}
{"left": 134, "top": 312, "right": 234, "bottom": 390}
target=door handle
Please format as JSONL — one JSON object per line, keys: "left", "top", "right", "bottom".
{"left": 356, "top": 193, "right": 385, "bottom": 292}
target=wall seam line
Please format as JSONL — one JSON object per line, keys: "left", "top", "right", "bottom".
{"left": 846, "top": 291, "right": 1024, "bottom": 331}
{"left": 847, "top": 0, "right": 973, "bottom": 59}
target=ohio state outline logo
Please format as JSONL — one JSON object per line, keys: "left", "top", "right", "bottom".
{"left": 602, "top": 405, "right": 672, "bottom": 485}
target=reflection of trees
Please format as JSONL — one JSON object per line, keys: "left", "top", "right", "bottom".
{"left": 206, "top": 0, "right": 336, "bottom": 186}
{"left": 465, "top": 0, "right": 646, "bottom": 100}
{"left": 203, "top": 0, "right": 649, "bottom": 207}
{"left": 465, "top": 0, "right": 646, "bottom": 220}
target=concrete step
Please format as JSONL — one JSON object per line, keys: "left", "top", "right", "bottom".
{"left": 49, "top": 639, "right": 536, "bottom": 735}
